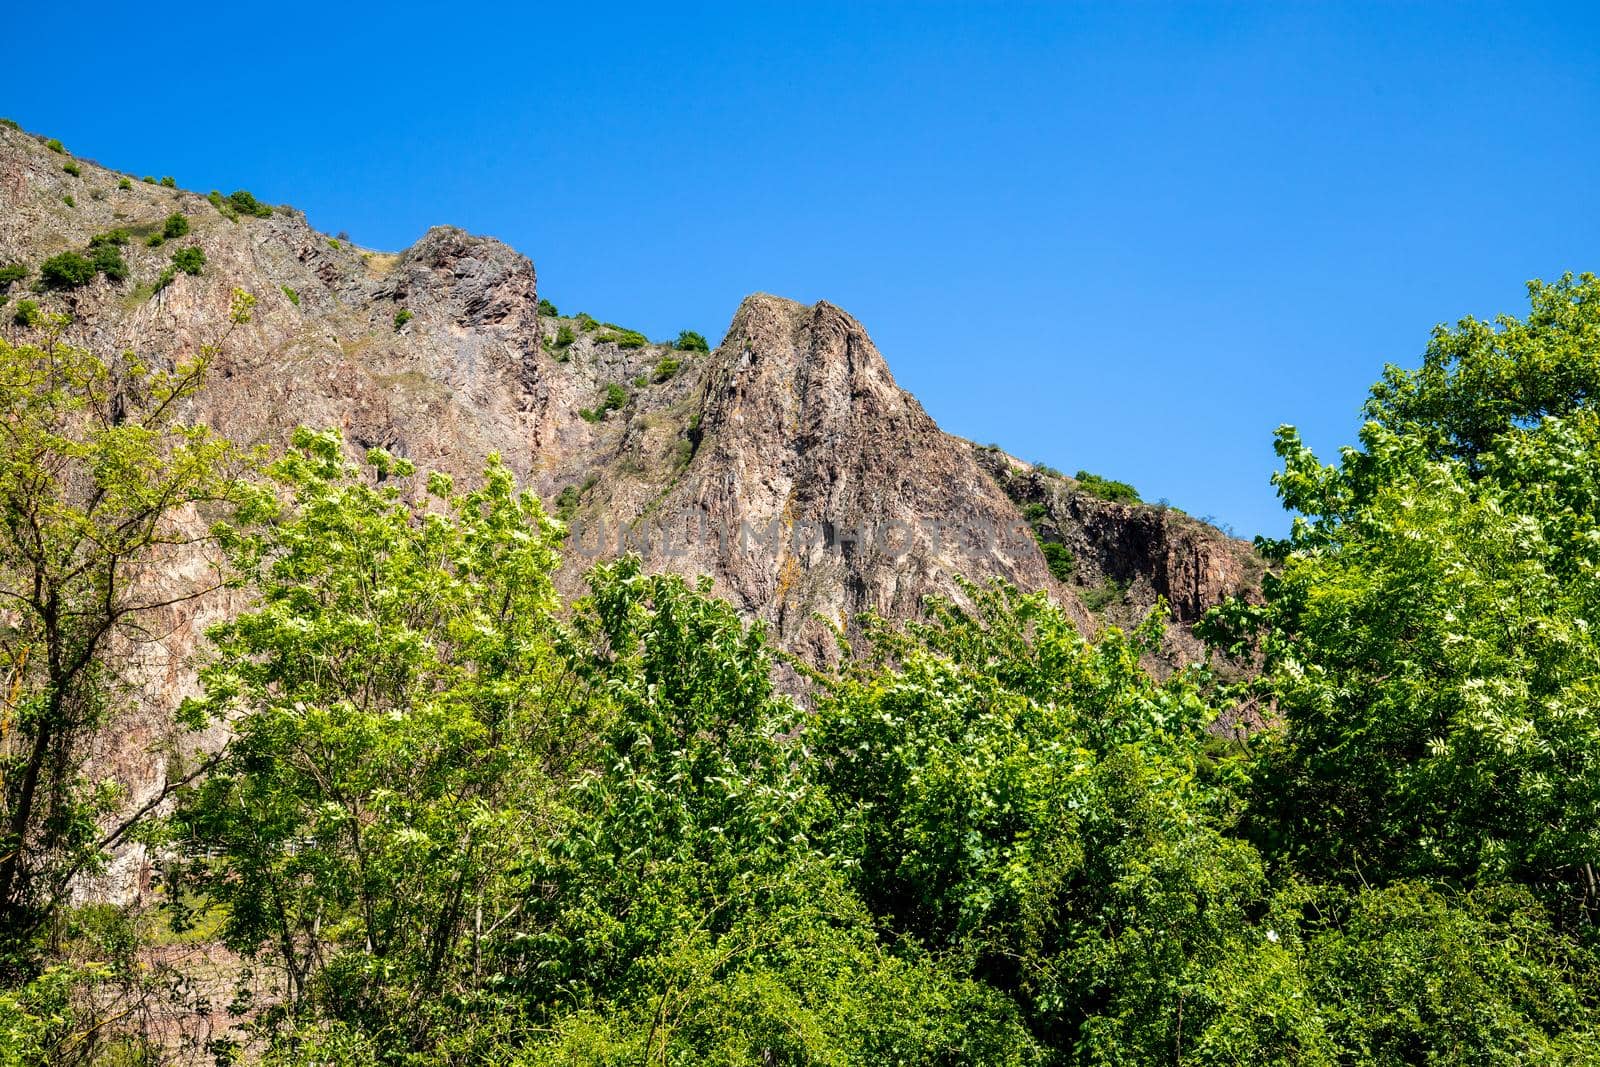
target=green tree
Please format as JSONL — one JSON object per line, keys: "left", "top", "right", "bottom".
{"left": 0, "top": 297, "right": 253, "bottom": 962}
{"left": 169, "top": 432, "right": 577, "bottom": 1056}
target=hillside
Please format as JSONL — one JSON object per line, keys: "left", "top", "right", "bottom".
{"left": 0, "top": 120, "right": 1260, "bottom": 675}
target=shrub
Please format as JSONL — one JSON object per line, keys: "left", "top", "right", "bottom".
{"left": 1021, "top": 502, "right": 1048, "bottom": 524}
{"left": 45, "top": 138, "right": 64, "bottom": 154}
{"left": 1033, "top": 462, "right": 1064, "bottom": 478}
{"left": 0, "top": 264, "right": 27, "bottom": 290}
{"left": 652, "top": 356, "right": 681, "bottom": 382}
{"left": 226, "top": 189, "right": 274, "bottom": 218}
{"left": 207, "top": 190, "right": 237, "bottom": 221}
{"left": 38, "top": 251, "right": 95, "bottom": 289}
{"left": 170, "top": 246, "right": 206, "bottom": 276}
{"left": 141, "top": 175, "right": 156, "bottom": 184}
{"left": 61, "top": 195, "right": 74, "bottom": 208}
{"left": 0, "top": 117, "right": 19, "bottom": 130}
{"left": 90, "top": 244, "right": 128, "bottom": 283}
{"left": 1040, "top": 541, "right": 1074, "bottom": 581}
{"left": 597, "top": 327, "right": 648, "bottom": 349}
{"left": 12, "top": 299, "right": 42, "bottom": 326}
{"left": 602, "top": 382, "right": 628, "bottom": 410}
{"left": 89, "top": 229, "right": 130, "bottom": 248}
{"left": 164, "top": 213, "right": 189, "bottom": 239}
{"left": 575, "top": 312, "right": 598, "bottom": 331}
{"left": 117, "top": 176, "right": 132, "bottom": 190}
{"left": 61, "top": 162, "right": 80, "bottom": 177}
{"left": 1074, "top": 470, "right": 1141, "bottom": 503}
{"left": 394, "top": 309, "right": 413, "bottom": 331}
{"left": 674, "top": 329, "right": 710, "bottom": 352}
{"left": 328, "top": 238, "right": 342, "bottom": 250}
{"left": 281, "top": 285, "right": 300, "bottom": 306}
{"left": 152, "top": 267, "right": 176, "bottom": 293}
{"left": 160, "top": 176, "right": 176, "bottom": 188}
{"left": 553, "top": 324, "right": 575, "bottom": 348}
{"left": 538, "top": 298, "right": 559, "bottom": 317}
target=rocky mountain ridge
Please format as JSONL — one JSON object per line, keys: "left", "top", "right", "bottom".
{"left": 0, "top": 122, "right": 1264, "bottom": 890}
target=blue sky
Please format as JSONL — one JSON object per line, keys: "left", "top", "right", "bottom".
{"left": 7, "top": 1, "right": 1597, "bottom": 534}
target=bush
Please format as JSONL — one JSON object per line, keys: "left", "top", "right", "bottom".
{"left": 553, "top": 324, "right": 575, "bottom": 348}
{"left": 89, "top": 244, "right": 128, "bottom": 283}
{"left": 597, "top": 327, "right": 648, "bottom": 349}
{"left": 207, "top": 190, "right": 236, "bottom": 220}
{"left": 394, "top": 309, "right": 413, "bottom": 331}
{"left": 1074, "top": 470, "right": 1141, "bottom": 503}
{"left": 538, "top": 298, "right": 559, "bottom": 317}
{"left": 574, "top": 312, "right": 598, "bottom": 331}
{"left": 157, "top": 213, "right": 189, "bottom": 242}
{"left": 226, "top": 189, "right": 274, "bottom": 218}
{"left": 281, "top": 285, "right": 300, "bottom": 306}
{"left": 89, "top": 229, "right": 129, "bottom": 248}
{"left": 1040, "top": 541, "right": 1074, "bottom": 581}
{"left": 0, "top": 264, "right": 27, "bottom": 290}
{"left": 12, "top": 299, "right": 42, "bottom": 326}
{"left": 61, "top": 195, "right": 74, "bottom": 208}
{"left": 159, "top": 176, "right": 176, "bottom": 188}
{"left": 38, "top": 251, "right": 95, "bottom": 289}
{"left": 141, "top": 175, "right": 156, "bottom": 184}
{"left": 117, "top": 176, "right": 132, "bottom": 190}
{"left": 674, "top": 329, "right": 710, "bottom": 352}
{"left": 0, "top": 117, "right": 19, "bottom": 130}
{"left": 170, "top": 246, "right": 206, "bottom": 276}
{"left": 45, "top": 138, "right": 64, "bottom": 154}
{"left": 61, "top": 162, "right": 80, "bottom": 177}
{"left": 651, "top": 356, "right": 681, "bottom": 382}
{"left": 579, "top": 383, "right": 629, "bottom": 422}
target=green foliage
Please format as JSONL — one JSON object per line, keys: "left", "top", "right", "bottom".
{"left": 116, "top": 176, "right": 131, "bottom": 190}
{"left": 0, "top": 265, "right": 26, "bottom": 290}
{"left": 0, "top": 118, "right": 18, "bottom": 131}
{"left": 538, "top": 297, "right": 559, "bottom": 316}
{"left": 159, "top": 176, "right": 175, "bottom": 188}
{"left": 1040, "top": 540, "right": 1074, "bottom": 580}
{"left": 11, "top": 299, "right": 42, "bottom": 327}
{"left": 60, "top": 162, "right": 79, "bottom": 178}
{"left": 280, "top": 284, "right": 299, "bottom": 306}
{"left": 225, "top": 188, "right": 274, "bottom": 218}
{"left": 651, "top": 355, "right": 681, "bottom": 382}
{"left": 574, "top": 312, "right": 599, "bottom": 331}
{"left": 553, "top": 323, "right": 575, "bottom": 348}
{"left": 553, "top": 474, "right": 597, "bottom": 520}
{"left": 673, "top": 329, "right": 710, "bottom": 352}
{"left": 578, "top": 382, "right": 629, "bottom": 422}
{"left": 44, "top": 139, "right": 64, "bottom": 154}
{"left": 168, "top": 433, "right": 572, "bottom": 1057}
{"left": 1074, "top": 469, "right": 1141, "bottom": 503}
{"left": 169, "top": 246, "right": 205, "bottom": 276}
{"left": 393, "top": 307, "right": 413, "bottom": 330}
{"left": 141, "top": 175, "right": 155, "bottom": 184}
{"left": 206, "top": 190, "right": 235, "bottom": 220}
{"left": 1205, "top": 277, "right": 1600, "bottom": 909}
{"left": 0, "top": 311, "right": 250, "bottom": 959}
{"left": 59, "top": 195, "right": 73, "bottom": 209}
{"left": 813, "top": 584, "right": 1309, "bottom": 1060}
{"left": 161, "top": 212, "right": 189, "bottom": 240}
{"left": 88, "top": 243, "right": 127, "bottom": 283}
{"left": 1367, "top": 272, "right": 1600, "bottom": 465}
{"left": 37, "top": 251, "right": 95, "bottom": 289}
{"left": 596, "top": 327, "right": 648, "bottom": 349}
{"left": 88, "top": 229, "right": 129, "bottom": 248}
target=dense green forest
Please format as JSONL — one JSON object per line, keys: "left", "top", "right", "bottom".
{"left": 3, "top": 275, "right": 1600, "bottom": 1063}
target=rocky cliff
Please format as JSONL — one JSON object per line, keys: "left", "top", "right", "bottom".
{"left": 0, "top": 122, "right": 1262, "bottom": 892}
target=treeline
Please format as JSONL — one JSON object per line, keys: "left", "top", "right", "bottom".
{"left": 3, "top": 276, "right": 1600, "bottom": 1063}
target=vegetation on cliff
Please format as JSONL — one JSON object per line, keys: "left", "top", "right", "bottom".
{"left": 4, "top": 258, "right": 1600, "bottom": 1063}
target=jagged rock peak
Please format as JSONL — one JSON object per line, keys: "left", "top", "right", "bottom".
{"left": 382, "top": 226, "right": 539, "bottom": 330}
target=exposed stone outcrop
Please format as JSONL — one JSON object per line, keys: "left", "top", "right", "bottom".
{"left": 0, "top": 124, "right": 1264, "bottom": 897}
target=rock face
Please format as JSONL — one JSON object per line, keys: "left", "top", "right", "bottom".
{"left": 0, "top": 124, "right": 1263, "bottom": 894}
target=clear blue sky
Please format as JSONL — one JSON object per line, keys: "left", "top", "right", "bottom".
{"left": 7, "top": 2, "right": 1597, "bottom": 535}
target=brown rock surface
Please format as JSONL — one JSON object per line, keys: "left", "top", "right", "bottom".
{"left": 0, "top": 124, "right": 1263, "bottom": 898}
